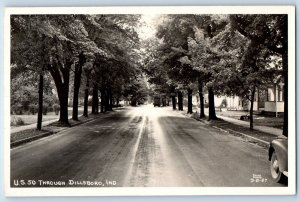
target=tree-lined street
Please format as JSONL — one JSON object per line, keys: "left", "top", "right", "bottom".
{"left": 11, "top": 105, "right": 284, "bottom": 187}
{"left": 10, "top": 13, "right": 290, "bottom": 188}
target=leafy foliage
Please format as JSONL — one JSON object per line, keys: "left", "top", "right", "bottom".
{"left": 11, "top": 14, "right": 147, "bottom": 123}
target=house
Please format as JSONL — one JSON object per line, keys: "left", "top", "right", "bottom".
{"left": 202, "top": 94, "right": 244, "bottom": 110}
{"left": 200, "top": 81, "right": 284, "bottom": 117}
{"left": 264, "top": 81, "right": 284, "bottom": 117}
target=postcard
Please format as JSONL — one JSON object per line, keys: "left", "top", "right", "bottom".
{"left": 4, "top": 6, "right": 295, "bottom": 196}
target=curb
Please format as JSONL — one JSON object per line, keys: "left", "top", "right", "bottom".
{"left": 212, "top": 126, "right": 270, "bottom": 148}
{"left": 10, "top": 116, "right": 100, "bottom": 148}
{"left": 11, "top": 131, "right": 55, "bottom": 148}
{"left": 193, "top": 115, "right": 270, "bottom": 148}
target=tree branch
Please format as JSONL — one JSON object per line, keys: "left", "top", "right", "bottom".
{"left": 232, "top": 15, "right": 284, "bottom": 55}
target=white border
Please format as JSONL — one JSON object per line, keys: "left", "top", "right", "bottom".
{"left": 2, "top": 6, "right": 297, "bottom": 15}
{"left": 4, "top": 6, "right": 296, "bottom": 196}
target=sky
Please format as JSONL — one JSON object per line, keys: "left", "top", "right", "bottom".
{"left": 137, "top": 14, "right": 159, "bottom": 40}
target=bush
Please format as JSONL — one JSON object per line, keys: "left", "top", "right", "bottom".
{"left": 42, "top": 107, "right": 48, "bottom": 115}
{"left": 220, "top": 99, "right": 228, "bottom": 108}
{"left": 11, "top": 116, "right": 25, "bottom": 126}
{"left": 16, "top": 104, "right": 24, "bottom": 115}
{"left": 29, "top": 104, "right": 38, "bottom": 115}
{"left": 11, "top": 104, "right": 26, "bottom": 115}
{"left": 53, "top": 104, "right": 60, "bottom": 115}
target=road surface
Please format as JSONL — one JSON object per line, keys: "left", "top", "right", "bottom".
{"left": 11, "top": 104, "right": 285, "bottom": 187}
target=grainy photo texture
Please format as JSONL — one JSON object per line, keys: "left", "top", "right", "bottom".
{"left": 5, "top": 6, "right": 296, "bottom": 196}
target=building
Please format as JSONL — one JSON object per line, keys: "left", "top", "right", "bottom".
{"left": 200, "top": 81, "right": 284, "bottom": 117}
{"left": 264, "top": 81, "right": 284, "bottom": 117}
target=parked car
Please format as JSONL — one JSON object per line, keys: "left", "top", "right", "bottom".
{"left": 268, "top": 136, "right": 288, "bottom": 183}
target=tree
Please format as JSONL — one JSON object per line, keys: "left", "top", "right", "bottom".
{"left": 230, "top": 14, "right": 288, "bottom": 136}
{"left": 83, "top": 64, "right": 91, "bottom": 117}
{"left": 207, "top": 17, "right": 280, "bottom": 130}
{"left": 72, "top": 51, "right": 86, "bottom": 120}
{"left": 11, "top": 15, "right": 52, "bottom": 129}
{"left": 81, "top": 15, "right": 142, "bottom": 112}
{"left": 155, "top": 15, "right": 202, "bottom": 113}
{"left": 123, "top": 76, "right": 149, "bottom": 106}
{"left": 141, "top": 38, "right": 174, "bottom": 108}
{"left": 235, "top": 41, "right": 278, "bottom": 130}
{"left": 11, "top": 14, "right": 143, "bottom": 128}
{"left": 155, "top": 15, "right": 229, "bottom": 118}
{"left": 178, "top": 15, "right": 228, "bottom": 119}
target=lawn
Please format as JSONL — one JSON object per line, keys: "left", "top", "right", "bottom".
{"left": 10, "top": 107, "right": 88, "bottom": 127}
{"left": 216, "top": 110, "right": 284, "bottom": 129}
{"left": 11, "top": 113, "right": 59, "bottom": 127}
{"left": 190, "top": 106, "right": 284, "bottom": 130}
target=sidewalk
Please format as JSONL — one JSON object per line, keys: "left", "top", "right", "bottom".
{"left": 11, "top": 106, "right": 89, "bottom": 134}
{"left": 217, "top": 115, "right": 283, "bottom": 136}
{"left": 11, "top": 118, "right": 67, "bottom": 134}
{"left": 202, "top": 107, "right": 283, "bottom": 136}
{"left": 179, "top": 108, "right": 284, "bottom": 147}
{"left": 10, "top": 114, "right": 97, "bottom": 147}
{"left": 10, "top": 108, "right": 125, "bottom": 147}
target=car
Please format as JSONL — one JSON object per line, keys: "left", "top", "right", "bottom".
{"left": 240, "top": 114, "right": 250, "bottom": 120}
{"left": 268, "top": 136, "right": 288, "bottom": 183}
{"left": 153, "top": 96, "right": 161, "bottom": 107}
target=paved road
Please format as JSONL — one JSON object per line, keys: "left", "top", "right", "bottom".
{"left": 11, "top": 104, "right": 285, "bottom": 187}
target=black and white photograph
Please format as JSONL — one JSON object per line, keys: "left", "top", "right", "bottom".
{"left": 4, "top": 6, "right": 295, "bottom": 196}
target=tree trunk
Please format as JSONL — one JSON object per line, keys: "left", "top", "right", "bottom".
{"left": 92, "top": 83, "right": 99, "bottom": 114}
{"left": 96, "top": 89, "right": 99, "bottom": 113}
{"left": 105, "top": 88, "right": 110, "bottom": 111}
{"left": 58, "top": 63, "right": 71, "bottom": 126}
{"left": 49, "top": 61, "right": 71, "bottom": 126}
{"left": 92, "top": 87, "right": 96, "bottom": 114}
{"left": 109, "top": 90, "right": 113, "bottom": 110}
{"left": 198, "top": 78, "right": 205, "bottom": 118}
{"left": 83, "top": 72, "right": 90, "bottom": 117}
{"left": 106, "top": 87, "right": 113, "bottom": 111}
{"left": 172, "top": 95, "right": 176, "bottom": 110}
{"left": 100, "top": 88, "right": 105, "bottom": 113}
{"left": 58, "top": 66, "right": 70, "bottom": 126}
{"left": 58, "top": 89, "right": 69, "bottom": 125}
{"left": 171, "top": 86, "right": 176, "bottom": 110}
{"left": 131, "top": 98, "right": 137, "bottom": 106}
{"left": 249, "top": 86, "right": 256, "bottom": 130}
{"left": 72, "top": 52, "right": 85, "bottom": 120}
{"left": 178, "top": 91, "right": 183, "bottom": 111}
{"left": 72, "top": 67, "right": 81, "bottom": 120}
{"left": 37, "top": 73, "right": 43, "bottom": 130}
{"left": 208, "top": 87, "right": 217, "bottom": 120}
{"left": 187, "top": 89, "right": 193, "bottom": 114}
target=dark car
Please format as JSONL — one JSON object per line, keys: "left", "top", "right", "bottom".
{"left": 268, "top": 136, "right": 288, "bottom": 183}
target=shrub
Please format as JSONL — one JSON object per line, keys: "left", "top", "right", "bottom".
{"left": 29, "top": 104, "right": 38, "bottom": 115}
{"left": 11, "top": 116, "right": 25, "bottom": 126}
{"left": 16, "top": 104, "right": 24, "bottom": 115}
{"left": 42, "top": 107, "right": 48, "bottom": 115}
{"left": 220, "top": 99, "right": 228, "bottom": 108}
{"left": 53, "top": 104, "right": 60, "bottom": 115}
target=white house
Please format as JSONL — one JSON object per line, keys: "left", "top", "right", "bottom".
{"left": 200, "top": 82, "right": 284, "bottom": 117}
{"left": 264, "top": 81, "right": 285, "bottom": 116}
